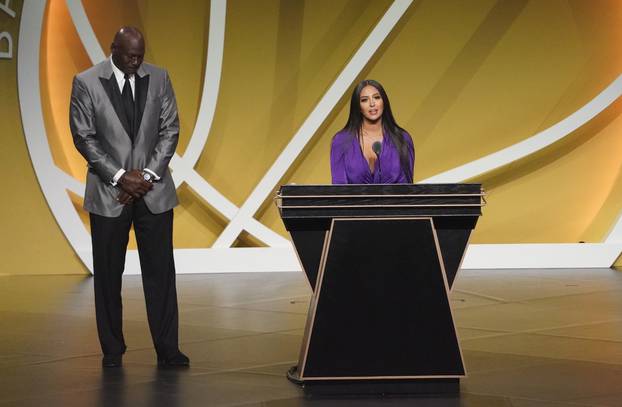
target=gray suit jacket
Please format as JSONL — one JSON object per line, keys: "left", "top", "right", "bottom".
{"left": 69, "top": 60, "right": 179, "bottom": 217}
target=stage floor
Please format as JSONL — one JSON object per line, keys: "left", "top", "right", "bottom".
{"left": 0, "top": 268, "right": 621, "bottom": 406}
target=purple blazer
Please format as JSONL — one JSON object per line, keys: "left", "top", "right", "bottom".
{"left": 330, "top": 130, "right": 414, "bottom": 184}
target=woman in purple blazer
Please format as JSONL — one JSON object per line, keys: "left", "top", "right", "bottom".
{"left": 330, "top": 80, "right": 414, "bottom": 184}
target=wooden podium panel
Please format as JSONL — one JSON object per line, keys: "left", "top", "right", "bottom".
{"left": 299, "top": 218, "right": 464, "bottom": 380}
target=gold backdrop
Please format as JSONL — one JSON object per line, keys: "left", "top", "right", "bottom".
{"left": 2, "top": 0, "right": 622, "bottom": 274}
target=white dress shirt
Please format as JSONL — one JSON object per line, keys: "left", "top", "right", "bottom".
{"left": 111, "top": 56, "right": 135, "bottom": 98}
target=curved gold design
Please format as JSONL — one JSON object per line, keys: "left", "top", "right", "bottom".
{"left": 9, "top": 0, "right": 622, "bottom": 274}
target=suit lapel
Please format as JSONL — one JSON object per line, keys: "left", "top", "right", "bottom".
{"left": 134, "top": 74, "right": 150, "bottom": 136}
{"left": 99, "top": 74, "right": 132, "bottom": 140}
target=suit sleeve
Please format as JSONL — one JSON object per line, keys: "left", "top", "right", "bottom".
{"left": 69, "top": 76, "right": 121, "bottom": 182}
{"left": 146, "top": 70, "right": 179, "bottom": 177}
{"left": 330, "top": 135, "right": 347, "bottom": 184}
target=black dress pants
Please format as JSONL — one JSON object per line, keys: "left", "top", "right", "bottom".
{"left": 90, "top": 199, "right": 179, "bottom": 359}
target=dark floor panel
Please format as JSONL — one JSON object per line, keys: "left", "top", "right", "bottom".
{"left": 450, "top": 290, "right": 504, "bottom": 309}
{"left": 499, "top": 399, "right": 594, "bottom": 407}
{"left": 571, "top": 392, "right": 622, "bottom": 407}
{"left": 239, "top": 361, "right": 296, "bottom": 377}
{"left": 1, "top": 269, "right": 621, "bottom": 406}
{"left": 457, "top": 327, "right": 508, "bottom": 341}
{"left": 0, "top": 361, "right": 155, "bottom": 404}
{"left": 0, "top": 371, "right": 302, "bottom": 407}
{"left": 462, "top": 350, "right": 558, "bottom": 375}
{"left": 461, "top": 332, "right": 622, "bottom": 365}
{"left": 453, "top": 268, "right": 622, "bottom": 302}
{"left": 165, "top": 332, "right": 301, "bottom": 370}
{"left": 169, "top": 273, "right": 311, "bottom": 307}
{"left": 179, "top": 305, "right": 307, "bottom": 333}
{"left": 454, "top": 300, "right": 621, "bottom": 333}
{"left": 222, "top": 295, "right": 311, "bottom": 315}
{"left": 235, "top": 392, "right": 520, "bottom": 407}
{"left": 0, "top": 311, "right": 261, "bottom": 367}
{"left": 462, "top": 359, "right": 622, "bottom": 402}
{"left": 536, "top": 320, "right": 622, "bottom": 342}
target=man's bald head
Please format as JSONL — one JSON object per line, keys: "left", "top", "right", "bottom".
{"left": 111, "top": 26, "right": 145, "bottom": 76}
{"left": 113, "top": 26, "right": 143, "bottom": 46}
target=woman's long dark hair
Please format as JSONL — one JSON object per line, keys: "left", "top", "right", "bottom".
{"left": 343, "top": 79, "right": 412, "bottom": 182}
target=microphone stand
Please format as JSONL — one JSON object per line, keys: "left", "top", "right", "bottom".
{"left": 372, "top": 141, "right": 382, "bottom": 183}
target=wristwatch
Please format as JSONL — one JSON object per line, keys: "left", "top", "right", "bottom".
{"left": 142, "top": 171, "right": 154, "bottom": 183}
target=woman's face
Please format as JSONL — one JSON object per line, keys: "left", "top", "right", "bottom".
{"left": 359, "top": 85, "right": 384, "bottom": 123}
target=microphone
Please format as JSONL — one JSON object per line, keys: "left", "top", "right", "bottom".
{"left": 372, "top": 141, "right": 382, "bottom": 182}
{"left": 372, "top": 141, "right": 382, "bottom": 156}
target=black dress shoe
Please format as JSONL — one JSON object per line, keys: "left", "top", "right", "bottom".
{"left": 102, "top": 354, "right": 122, "bottom": 368}
{"left": 157, "top": 351, "right": 190, "bottom": 368}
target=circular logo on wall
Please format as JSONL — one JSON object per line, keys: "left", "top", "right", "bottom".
{"left": 18, "top": 1, "right": 622, "bottom": 272}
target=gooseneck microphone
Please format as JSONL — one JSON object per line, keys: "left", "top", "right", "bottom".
{"left": 372, "top": 141, "right": 382, "bottom": 182}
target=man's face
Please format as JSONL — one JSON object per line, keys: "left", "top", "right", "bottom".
{"left": 111, "top": 36, "right": 144, "bottom": 76}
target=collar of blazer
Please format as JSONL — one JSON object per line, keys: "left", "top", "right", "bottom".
{"left": 97, "top": 61, "right": 150, "bottom": 143}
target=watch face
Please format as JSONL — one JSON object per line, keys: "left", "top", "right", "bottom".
{"left": 143, "top": 173, "right": 151, "bottom": 181}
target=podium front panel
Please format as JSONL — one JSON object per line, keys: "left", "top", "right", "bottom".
{"left": 300, "top": 218, "right": 465, "bottom": 379}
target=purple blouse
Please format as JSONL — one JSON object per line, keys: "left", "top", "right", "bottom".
{"left": 330, "top": 130, "right": 414, "bottom": 184}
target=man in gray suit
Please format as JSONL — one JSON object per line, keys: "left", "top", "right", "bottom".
{"left": 70, "top": 26, "right": 188, "bottom": 368}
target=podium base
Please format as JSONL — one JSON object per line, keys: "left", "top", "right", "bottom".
{"left": 287, "top": 366, "right": 460, "bottom": 397}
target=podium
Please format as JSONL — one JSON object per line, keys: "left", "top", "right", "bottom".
{"left": 276, "top": 184, "right": 484, "bottom": 395}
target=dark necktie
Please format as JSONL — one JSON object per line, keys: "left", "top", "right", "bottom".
{"left": 122, "top": 73, "right": 135, "bottom": 140}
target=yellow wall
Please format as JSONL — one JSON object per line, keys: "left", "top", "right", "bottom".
{"left": 2, "top": 0, "right": 622, "bottom": 274}
{"left": 0, "top": 0, "right": 85, "bottom": 275}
